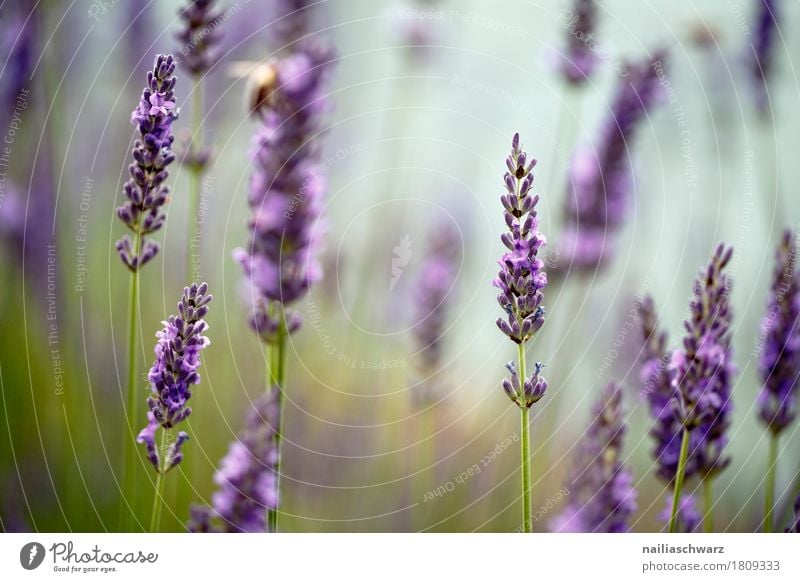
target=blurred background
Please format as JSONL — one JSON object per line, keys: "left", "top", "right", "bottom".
{"left": 1, "top": 0, "right": 799, "bottom": 532}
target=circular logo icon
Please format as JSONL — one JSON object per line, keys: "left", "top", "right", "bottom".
{"left": 19, "top": 542, "right": 45, "bottom": 570}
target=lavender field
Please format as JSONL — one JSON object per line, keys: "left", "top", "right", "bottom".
{"left": 1, "top": 0, "right": 799, "bottom": 534}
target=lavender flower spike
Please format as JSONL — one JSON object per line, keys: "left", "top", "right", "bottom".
{"left": 189, "top": 388, "right": 280, "bottom": 533}
{"left": 552, "top": 382, "right": 636, "bottom": 532}
{"left": 749, "top": 0, "right": 780, "bottom": 117}
{"left": 234, "top": 44, "right": 333, "bottom": 342}
{"left": 137, "top": 282, "right": 212, "bottom": 472}
{"left": 558, "top": 50, "right": 666, "bottom": 274}
{"left": 758, "top": 229, "right": 800, "bottom": 435}
{"left": 175, "top": 0, "right": 223, "bottom": 76}
{"left": 560, "top": 0, "right": 598, "bottom": 85}
{"left": 659, "top": 494, "right": 701, "bottom": 533}
{"left": 116, "top": 54, "right": 179, "bottom": 271}
{"left": 672, "top": 244, "right": 735, "bottom": 479}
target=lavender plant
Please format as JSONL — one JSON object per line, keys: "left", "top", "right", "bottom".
{"left": 659, "top": 494, "right": 701, "bottom": 533}
{"left": 748, "top": 0, "right": 779, "bottom": 117}
{"left": 188, "top": 388, "right": 280, "bottom": 533}
{"left": 115, "top": 53, "right": 179, "bottom": 530}
{"left": 667, "top": 244, "right": 734, "bottom": 533}
{"left": 494, "top": 133, "right": 548, "bottom": 532}
{"left": 558, "top": 51, "right": 665, "bottom": 273}
{"left": 757, "top": 229, "right": 800, "bottom": 531}
{"left": 552, "top": 382, "right": 636, "bottom": 532}
{"left": 233, "top": 42, "right": 332, "bottom": 531}
{"left": 175, "top": 0, "right": 223, "bottom": 279}
{"left": 138, "top": 283, "right": 212, "bottom": 532}
{"left": 787, "top": 494, "right": 800, "bottom": 533}
{"left": 560, "top": 0, "right": 598, "bottom": 85}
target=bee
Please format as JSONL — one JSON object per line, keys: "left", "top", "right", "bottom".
{"left": 228, "top": 60, "right": 278, "bottom": 115}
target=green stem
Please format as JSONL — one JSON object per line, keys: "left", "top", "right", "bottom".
{"left": 187, "top": 81, "right": 204, "bottom": 281}
{"left": 518, "top": 343, "right": 532, "bottom": 533}
{"left": 149, "top": 430, "right": 168, "bottom": 533}
{"left": 703, "top": 477, "right": 713, "bottom": 533}
{"left": 668, "top": 428, "right": 691, "bottom": 533}
{"left": 120, "top": 233, "right": 141, "bottom": 531}
{"left": 764, "top": 432, "right": 779, "bottom": 533}
{"left": 268, "top": 320, "right": 287, "bottom": 532}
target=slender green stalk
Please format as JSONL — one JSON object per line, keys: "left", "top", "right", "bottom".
{"left": 268, "top": 319, "right": 287, "bottom": 532}
{"left": 668, "top": 428, "right": 691, "bottom": 533}
{"left": 764, "top": 432, "right": 779, "bottom": 533}
{"left": 703, "top": 477, "right": 713, "bottom": 533}
{"left": 149, "top": 430, "right": 168, "bottom": 533}
{"left": 120, "top": 231, "right": 141, "bottom": 532}
{"left": 186, "top": 81, "right": 204, "bottom": 281}
{"left": 518, "top": 343, "right": 532, "bottom": 533}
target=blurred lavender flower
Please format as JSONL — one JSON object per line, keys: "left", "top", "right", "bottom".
{"left": 672, "top": 244, "right": 735, "bottom": 479}
{"left": 271, "top": 0, "right": 314, "bottom": 51}
{"left": 116, "top": 54, "right": 179, "bottom": 271}
{"left": 787, "top": 493, "right": 800, "bottom": 533}
{"left": 560, "top": 0, "right": 598, "bottom": 85}
{"left": 748, "top": 0, "right": 779, "bottom": 117}
{"left": 495, "top": 133, "right": 548, "bottom": 408}
{"left": 0, "top": 5, "right": 36, "bottom": 118}
{"left": 188, "top": 388, "right": 280, "bottom": 533}
{"left": 658, "top": 494, "right": 700, "bottom": 532}
{"left": 558, "top": 51, "right": 666, "bottom": 273}
{"left": 233, "top": 45, "right": 333, "bottom": 342}
{"left": 640, "top": 295, "right": 705, "bottom": 484}
{"left": 176, "top": 0, "right": 223, "bottom": 76}
{"left": 137, "top": 283, "right": 212, "bottom": 472}
{"left": 552, "top": 382, "right": 636, "bottom": 533}
{"left": 758, "top": 229, "right": 800, "bottom": 435}
{"left": 413, "top": 222, "right": 460, "bottom": 376}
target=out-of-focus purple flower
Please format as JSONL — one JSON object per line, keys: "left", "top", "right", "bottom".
{"left": 413, "top": 222, "right": 460, "bottom": 373}
{"left": 116, "top": 54, "right": 179, "bottom": 271}
{"left": 560, "top": 0, "right": 598, "bottom": 85}
{"left": 558, "top": 51, "right": 666, "bottom": 274}
{"left": 233, "top": 45, "right": 333, "bottom": 342}
{"left": 552, "top": 382, "right": 636, "bottom": 532}
{"left": 639, "top": 295, "right": 703, "bottom": 484}
{"left": 658, "top": 493, "right": 700, "bottom": 532}
{"left": 787, "top": 493, "right": 800, "bottom": 533}
{"left": 175, "top": 0, "right": 223, "bottom": 76}
{"left": 495, "top": 133, "right": 548, "bottom": 408}
{"left": 0, "top": 183, "right": 25, "bottom": 253}
{"left": 758, "top": 229, "right": 800, "bottom": 435}
{"left": 188, "top": 388, "right": 280, "bottom": 533}
{"left": 271, "top": 0, "right": 315, "bottom": 51}
{"left": 1, "top": 5, "right": 35, "bottom": 118}
{"left": 138, "top": 283, "right": 212, "bottom": 472}
{"left": 749, "top": 0, "right": 779, "bottom": 117}
{"left": 672, "top": 244, "right": 735, "bottom": 479}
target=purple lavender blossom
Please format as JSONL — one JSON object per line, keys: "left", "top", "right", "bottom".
{"left": 558, "top": 51, "right": 666, "bottom": 273}
{"left": 560, "top": 0, "right": 598, "bottom": 85}
{"left": 749, "top": 0, "right": 779, "bottom": 117}
{"left": 552, "top": 382, "right": 636, "bottom": 533}
{"left": 137, "top": 283, "right": 212, "bottom": 472}
{"left": 116, "top": 54, "right": 179, "bottom": 271}
{"left": 758, "top": 229, "right": 800, "bottom": 435}
{"left": 494, "top": 133, "right": 548, "bottom": 408}
{"left": 175, "top": 0, "right": 223, "bottom": 76}
{"left": 413, "top": 222, "right": 460, "bottom": 374}
{"left": 787, "top": 493, "right": 800, "bottom": 533}
{"left": 188, "top": 388, "right": 280, "bottom": 533}
{"left": 672, "top": 244, "right": 735, "bottom": 479}
{"left": 271, "top": 0, "right": 315, "bottom": 51}
{"left": 233, "top": 45, "right": 332, "bottom": 342}
{"left": 658, "top": 493, "right": 701, "bottom": 532}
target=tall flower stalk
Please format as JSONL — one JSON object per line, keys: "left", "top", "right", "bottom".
{"left": 175, "top": 0, "right": 222, "bottom": 279}
{"left": 667, "top": 244, "right": 734, "bottom": 533}
{"left": 494, "top": 133, "right": 548, "bottom": 533}
{"left": 757, "top": 229, "right": 800, "bottom": 531}
{"left": 138, "top": 283, "right": 212, "bottom": 532}
{"left": 188, "top": 388, "right": 280, "bottom": 533}
{"left": 115, "top": 54, "right": 179, "bottom": 530}
{"left": 233, "top": 43, "right": 332, "bottom": 531}
{"left": 552, "top": 382, "right": 636, "bottom": 532}
{"left": 558, "top": 51, "right": 665, "bottom": 273}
